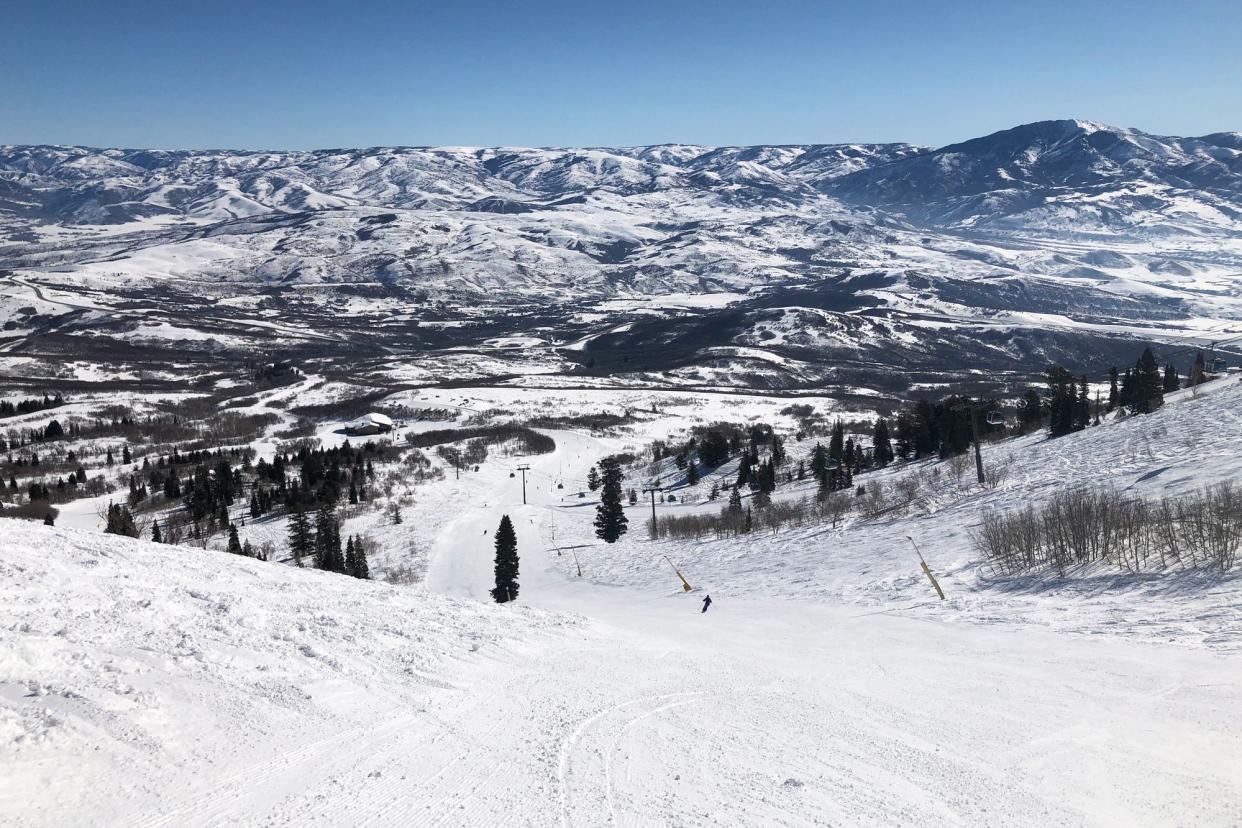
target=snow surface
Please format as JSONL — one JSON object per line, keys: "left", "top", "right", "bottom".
{"left": 3, "top": 377, "right": 1242, "bottom": 825}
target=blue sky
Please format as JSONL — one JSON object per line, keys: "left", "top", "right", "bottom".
{"left": 5, "top": 0, "right": 1240, "bottom": 149}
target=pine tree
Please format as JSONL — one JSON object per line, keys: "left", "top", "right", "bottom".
{"left": 872, "top": 418, "right": 894, "bottom": 467}
{"left": 1107, "top": 367, "right": 1120, "bottom": 411}
{"left": 242, "top": 540, "right": 255, "bottom": 559}
{"left": 1014, "top": 388, "right": 1041, "bottom": 435}
{"left": 491, "top": 515, "right": 519, "bottom": 603}
{"left": 809, "top": 442, "right": 828, "bottom": 482}
{"left": 1163, "top": 362, "right": 1180, "bottom": 393}
{"left": 288, "top": 506, "right": 312, "bottom": 565}
{"left": 352, "top": 535, "right": 370, "bottom": 579}
{"left": 828, "top": 421, "right": 845, "bottom": 463}
{"left": 1131, "top": 347, "right": 1164, "bottom": 414}
{"left": 726, "top": 486, "right": 743, "bottom": 517}
{"left": 628, "top": 488, "right": 639, "bottom": 505}
{"left": 227, "top": 524, "right": 243, "bottom": 555}
{"left": 594, "top": 456, "right": 629, "bottom": 543}
{"left": 151, "top": 520, "right": 163, "bottom": 543}
{"left": 122, "top": 445, "right": 131, "bottom": 464}
{"left": 103, "top": 503, "right": 138, "bottom": 537}
{"left": 686, "top": 460, "right": 699, "bottom": 486}
{"left": 1046, "top": 366, "right": 1077, "bottom": 437}
{"left": 344, "top": 536, "right": 358, "bottom": 577}
{"left": 1075, "top": 375, "right": 1090, "bottom": 431}
{"left": 586, "top": 466, "right": 601, "bottom": 491}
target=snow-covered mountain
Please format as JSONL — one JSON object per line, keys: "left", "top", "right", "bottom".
{"left": 828, "top": 119, "right": 1242, "bottom": 231}
{"left": 1, "top": 120, "right": 1240, "bottom": 394}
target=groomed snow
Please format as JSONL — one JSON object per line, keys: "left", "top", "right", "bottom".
{"left": 3, "top": 378, "right": 1242, "bottom": 825}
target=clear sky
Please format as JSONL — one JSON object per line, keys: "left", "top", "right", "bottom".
{"left": 5, "top": 0, "right": 1240, "bottom": 150}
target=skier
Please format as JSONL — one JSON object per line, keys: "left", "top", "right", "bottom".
{"left": 701, "top": 594, "right": 712, "bottom": 613}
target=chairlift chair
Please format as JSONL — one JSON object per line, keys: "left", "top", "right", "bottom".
{"left": 985, "top": 411, "right": 1005, "bottom": 427}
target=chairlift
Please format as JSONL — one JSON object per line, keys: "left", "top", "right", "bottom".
{"left": 509, "top": 471, "right": 515, "bottom": 478}
{"left": 557, "top": 481, "right": 564, "bottom": 489}
{"left": 985, "top": 411, "right": 1005, "bottom": 427}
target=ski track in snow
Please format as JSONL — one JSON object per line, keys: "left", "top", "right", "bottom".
{"left": 2, "top": 379, "right": 1242, "bottom": 825}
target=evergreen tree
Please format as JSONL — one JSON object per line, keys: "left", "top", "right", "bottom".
{"left": 106, "top": 448, "right": 114, "bottom": 466}
{"left": 809, "top": 442, "right": 829, "bottom": 482}
{"left": 103, "top": 503, "right": 138, "bottom": 537}
{"left": 872, "top": 418, "right": 894, "bottom": 467}
{"left": 1163, "top": 362, "right": 1180, "bottom": 393}
{"left": 242, "top": 540, "right": 255, "bottom": 559}
{"left": 586, "top": 465, "right": 601, "bottom": 491}
{"left": 122, "top": 445, "right": 131, "bottom": 464}
{"left": 1119, "top": 367, "right": 1135, "bottom": 410}
{"left": 1046, "top": 366, "right": 1078, "bottom": 437}
{"left": 1017, "top": 388, "right": 1041, "bottom": 435}
{"left": 628, "top": 488, "right": 638, "bottom": 505}
{"left": 708, "top": 482, "right": 720, "bottom": 500}
{"left": 352, "top": 535, "right": 370, "bottom": 579}
{"left": 491, "top": 515, "right": 519, "bottom": 603}
{"left": 288, "top": 506, "right": 313, "bottom": 565}
{"left": 227, "top": 524, "right": 243, "bottom": 555}
{"left": 43, "top": 420, "right": 64, "bottom": 441}
{"left": 1107, "top": 367, "right": 1120, "bottom": 411}
{"left": 828, "top": 421, "right": 845, "bottom": 463}
{"left": 769, "top": 434, "right": 785, "bottom": 467}
{"left": 697, "top": 431, "right": 730, "bottom": 467}
{"left": 594, "top": 456, "right": 629, "bottom": 543}
{"left": 151, "top": 520, "right": 163, "bottom": 543}
{"left": 344, "top": 536, "right": 357, "bottom": 576}
{"left": 1131, "top": 347, "right": 1164, "bottom": 414}
{"left": 726, "top": 486, "right": 744, "bottom": 517}
{"left": 686, "top": 460, "right": 699, "bottom": 486}
{"left": 1075, "top": 375, "right": 1090, "bottom": 430}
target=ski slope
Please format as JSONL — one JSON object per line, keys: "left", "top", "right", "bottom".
{"left": 3, "top": 382, "right": 1242, "bottom": 825}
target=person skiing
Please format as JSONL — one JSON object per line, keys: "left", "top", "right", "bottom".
{"left": 701, "top": 594, "right": 712, "bottom": 613}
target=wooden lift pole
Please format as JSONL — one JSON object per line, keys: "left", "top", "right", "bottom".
{"left": 906, "top": 536, "right": 945, "bottom": 600}
{"left": 663, "top": 556, "right": 693, "bottom": 592}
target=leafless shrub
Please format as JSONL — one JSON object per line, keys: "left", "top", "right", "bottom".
{"left": 983, "top": 459, "right": 1011, "bottom": 490}
{"left": 973, "top": 483, "right": 1241, "bottom": 575}
{"left": 946, "top": 452, "right": 971, "bottom": 482}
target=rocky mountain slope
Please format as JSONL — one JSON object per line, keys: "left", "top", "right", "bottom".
{"left": 1, "top": 120, "right": 1240, "bottom": 395}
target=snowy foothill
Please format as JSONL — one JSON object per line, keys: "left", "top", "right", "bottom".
{"left": 2, "top": 372, "right": 1242, "bottom": 825}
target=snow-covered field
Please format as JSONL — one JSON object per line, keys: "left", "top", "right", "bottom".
{"left": 2, "top": 375, "right": 1241, "bottom": 825}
